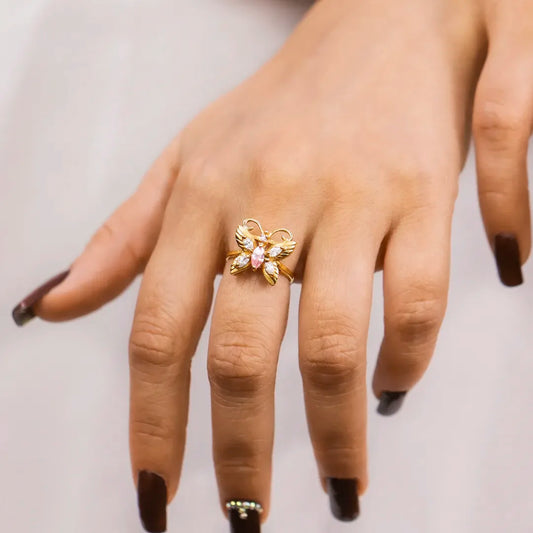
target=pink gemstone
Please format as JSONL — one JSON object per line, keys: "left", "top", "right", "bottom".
{"left": 251, "top": 246, "right": 265, "bottom": 268}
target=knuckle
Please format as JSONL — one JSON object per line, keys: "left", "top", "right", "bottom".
{"left": 387, "top": 288, "right": 445, "bottom": 343}
{"left": 315, "top": 443, "right": 363, "bottom": 467}
{"left": 384, "top": 157, "right": 459, "bottom": 213}
{"left": 473, "top": 98, "right": 526, "bottom": 147}
{"left": 387, "top": 348, "right": 432, "bottom": 382}
{"left": 215, "top": 436, "right": 267, "bottom": 476}
{"left": 397, "top": 163, "right": 441, "bottom": 185}
{"left": 478, "top": 186, "right": 512, "bottom": 203}
{"left": 92, "top": 218, "right": 145, "bottom": 266}
{"left": 395, "top": 161, "right": 457, "bottom": 201}
{"left": 301, "top": 311, "right": 364, "bottom": 391}
{"left": 178, "top": 157, "right": 225, "bottom": 204}
{"left": 129, "top": 312, "right": 179, "bottom": 373}
{"left": 249, "top": 151, "right": 303, "bottom": 192}
{"left": 208, "top": 328, "right": 273, "bottom": 395}
{"left": 478, "top": 176, "right": 529, "bottom": 201}
{"left": 130, "top": 416, "right": 174, "bottom": 443}
{"left": 215, "top": 458, "right": 263, "bottom": 481}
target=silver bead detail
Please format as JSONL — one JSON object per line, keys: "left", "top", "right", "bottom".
{"left": 225, "top": 500, "right": 263, "bottom": 520}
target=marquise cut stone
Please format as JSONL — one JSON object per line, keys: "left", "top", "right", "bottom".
{"left": 243, "top": 238, "right": 254, "bottom": 251}
{"left": 265, "top": 261, "right": 278, "bottom": 275}
{"left": 251, "top": 247, "right": 265, "bottom": 268}
{"left": 235, "top": 254, "right": 249, "bottom": 267}
{"left": 268, "top": 246, "right": 282, "bottom": 257}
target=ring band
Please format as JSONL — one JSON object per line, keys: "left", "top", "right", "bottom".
{"left": 226, "top": 218, "right": 296, "bottom": 285}
{"left": 225, "top": 500, "right": 264, "bottom": 519}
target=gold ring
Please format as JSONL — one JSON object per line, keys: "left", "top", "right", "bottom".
{"left": 225, "top": 218, "right": 296, "bottom": 285}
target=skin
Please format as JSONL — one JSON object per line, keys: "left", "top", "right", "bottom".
{"left": 27, "top": 0, "right": 532, "bottom": 524}
{"left": 474, "top": 0, "right": 533, "bottom": 259}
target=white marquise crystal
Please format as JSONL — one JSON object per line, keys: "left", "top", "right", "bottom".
{"left": 265, "top": 261, "right": 278, "bottom": 275}
{"left": 243, "top": 237, "right": 254, "bottom": 251}
{"left": 268, "top": 246, "right": 282, "bottom": 257}
{"left": 235, "top": 254, "right": 249, "bottom": 267}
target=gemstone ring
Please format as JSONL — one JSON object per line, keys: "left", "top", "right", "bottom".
{"left": 225, "top": 218, "right": 296, "bottom": 285}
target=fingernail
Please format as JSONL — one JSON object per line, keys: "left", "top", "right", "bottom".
{"left": 12, "top": 270, "right": 70, "bottom": 326}
{"left": 377, "top": 390, "right": 407, "bottom": 416}
{"left": 494, "top": 233, "right": 523, "bottom": 287}
{"left": 137, "top": 471, "right": 167, "bottom": 533}
{"left": 227, "top": 501, "right": 261, "bottom": 533}
{"left": 326, "top": 478, "right": 359, "bottom": 522}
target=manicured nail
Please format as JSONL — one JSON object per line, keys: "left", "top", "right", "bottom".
{"left": 137, "top": 471, "right": 167, "bottom": 533}
{"left": 494, "top": 233, "right": 523, "bottom": 287}
{"left": 326, "top": 478, "right": 359, "bottom": 521}
{"left": 227, "top": 501, "right": 261, "bottom": 533}
{"left": 12, "top": 270, "right": 70, "bottom": 326}
{"left": 377, "top": 390, "right": 407, "bottom": 416}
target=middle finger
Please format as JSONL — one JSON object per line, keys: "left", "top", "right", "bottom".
{"left": 299, "top": 207, "right": 386, "bottom": 521}
{"left": 207, "top": 215, "right": 304, "bottom": 530}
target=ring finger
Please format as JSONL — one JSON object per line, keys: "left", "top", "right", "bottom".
{"left": 299, "top": 208, "right": 386, "bottom": 521}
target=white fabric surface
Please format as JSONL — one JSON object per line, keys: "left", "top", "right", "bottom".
{"left": 1, "top": 1, "right": 532, "bottom": 532}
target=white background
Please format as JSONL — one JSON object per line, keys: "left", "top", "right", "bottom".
{"left": 1, "top": 1, "right": 532, "bottom": 532}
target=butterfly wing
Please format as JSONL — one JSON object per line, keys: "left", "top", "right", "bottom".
{"left": 230, "top": 253, "right": 251, "bottom": 275}
{"left": 235, "top": 224, "right": 257, "bottom": 253}
{"left": 262, "top": 261, "right": 279, "bottom": 285}
{"left": 266, "top": 238, "right": 296, "bottom": 261}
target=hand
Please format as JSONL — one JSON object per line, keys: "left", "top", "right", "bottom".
{"left": 471, "top": 0, "right": 533, "bottom": 286}
{"left": 13, "top": 0, "right": 487, "bottom": 530}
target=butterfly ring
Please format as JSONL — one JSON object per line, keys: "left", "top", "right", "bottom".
{"left": 225, "top": 218, "right": 297, "bottom": 285}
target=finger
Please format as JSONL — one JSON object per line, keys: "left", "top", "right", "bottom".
{"left": 372, "top": 205, "right": 451, "bottom": 415}
{"left": 12, "top": 137, "right": 182, "bottom": 325}
{"left": 473, "top": 14, "right": 533, "bottom": 286}
{"left": 129, "top": 187, "right": 221, "bottom": 532}
{"left": 299, "top": 212, "right": 384, "bottom": 522}
{"left": 207, "top": 216, "right": 302, "bottom": 528}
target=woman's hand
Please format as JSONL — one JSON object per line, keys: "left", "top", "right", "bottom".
{"left": 12, "top": 0, "right": 504, "bottom": 530}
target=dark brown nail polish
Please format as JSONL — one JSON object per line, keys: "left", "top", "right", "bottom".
{"left": 326, "top": 478, "right": 359, "bottom": 522}
{"left": 494, "top": 233, "right": 523, "bottom": 287}
{"left": 377, "top": 390, "right": 407, "bottom": 416}
{"left": 12, "top": 270, "right": 70, "bottom": 326}
{"left": 228, "top": 507, "right": 261, "bottom": 533}
{"left": 138, "top": 471, "right": 167, "bottom": 533}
